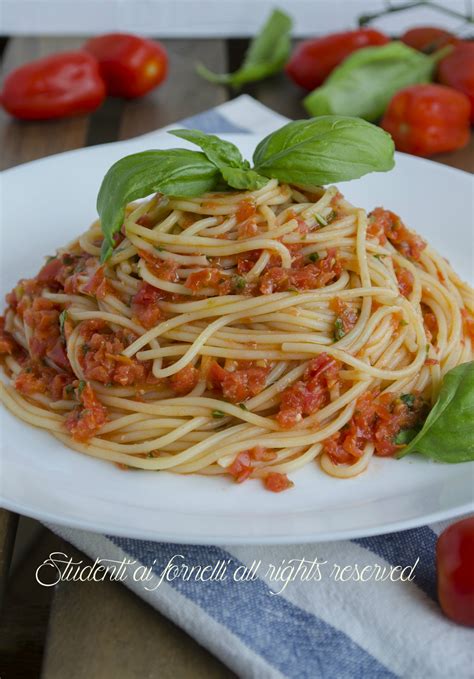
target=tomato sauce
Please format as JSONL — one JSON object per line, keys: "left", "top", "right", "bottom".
{"left": 323, "top": 390, "right": 427, "bottom": 464}
{"left": 277, "top": 353, "right": 340, "bottom": 429}
{"left": 259, "top": 249, "right": 342, "bottom": 294}
{"left": 65, "top": 382, "right": 108, "bottom": 442}
{"left": 78, "top": 320, "right": 154, "bottom": 387}
{"left": 368, "top": 208, "right": 426, "bottom": 260}
{"left": 131, "top": 282, "right": 163, "bottom": 329}
{"left": 394, "top": 264, "right": 414, "bottom": 297}
{"left": 207, "top": 360, "right": 269, "bottom": 403}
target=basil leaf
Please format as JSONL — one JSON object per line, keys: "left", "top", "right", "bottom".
{"left": 219, "top": 166, "right": 269, "bottom": 191}
{"left": 170, "top": 128, "right": 249, "bottom": 168}
{"left": 394, "top": 428, "right": 419, "bottom": 445}
{"left": 304, "top": 42, "right": 449, "bottom": 122}
{"left": 196, "top": 9, "right": 292, "bottom": 88}
{"left": 169, "top": 129, "right": 269, "bottom": 190}
{"left": 97, "top": 149, "right": 220, "bottom": 261}
{"left": 400, "top": 393, "right": 415, "bottom": 409}
{"left": 252, "top": 116, "right": 394, "bottom": 185}
{"left": 59, "top": 309, "right": 68, "bottom": 336}
{"left": 397, "top": 361, "right": 474, "bottom": 463}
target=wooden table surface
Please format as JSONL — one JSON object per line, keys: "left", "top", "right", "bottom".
{"left": 0, "top": 34, "right": 472, "bottom": 679}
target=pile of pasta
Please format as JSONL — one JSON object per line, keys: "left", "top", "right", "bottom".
{"left": 1, "top": 179, "right": 473, "bottom": 490}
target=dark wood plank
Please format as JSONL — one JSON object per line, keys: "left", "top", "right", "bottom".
{"left": 0, "top": 37, "right": 89, "bottom": 170}
{"left": 226, "top": 37, "right": 303, "bottom": 118}
{"left": 0, "top": 524, "right": 66, "bottom": 679}
{"left": 0, "top": 509, "right": 18, "bottom": 611}
{"left": 42, "top": 548, "right": 234, "bottom": 679}
{"left": 119, "top": 39, "right": 227, "bottom": 139}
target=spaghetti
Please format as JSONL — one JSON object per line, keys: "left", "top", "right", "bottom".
{"left": 1, "top": 180, "right": 473, "bottom": 491}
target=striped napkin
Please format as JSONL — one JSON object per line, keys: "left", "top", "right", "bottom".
{"left": 49, "top": 96, "right": 474, "bottom": 679}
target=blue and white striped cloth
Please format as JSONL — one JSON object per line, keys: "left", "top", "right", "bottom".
{"left": 50, "top": 97, "right": 474, "bottom": 678}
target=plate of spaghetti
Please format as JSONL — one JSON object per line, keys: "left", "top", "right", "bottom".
{"left": 1, "top": 116, "right": 473, "bottom": 543}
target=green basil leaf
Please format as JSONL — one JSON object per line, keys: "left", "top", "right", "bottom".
{"left": 196, "top": 9, "right": 292, "bottom": 88}
{"left": 219, "top": 166, "right": 269, "bottom": 191}
{"left": 304, "top": 42, "right": 449, "bottom": 122}
{"left": 169, "top": 129, "right": 249, "bottom": 169}
{"left": 169, "top": 129, "right": 269, "bottom": 190}
{"left": 252, "top": 116, "right": 394, "bottom": 185}
{"left": 393, "top": 428, "right": 419, "bottom": 445}
{"left": 97, "top": 149, "right": 220, "bottom": 262}
{"left": 59, "top": 309, "right": 68, "bottom": 336}
{"left": 397, "top": 361, "right": 474, "bottom": 463}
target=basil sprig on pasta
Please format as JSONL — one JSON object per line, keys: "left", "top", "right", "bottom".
{"left": 97, "top": 116, "right": 394, "bottom": 262}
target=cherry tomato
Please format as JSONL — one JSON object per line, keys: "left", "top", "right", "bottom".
{"left": 84, "top": 33, "right": 168, "bottom": 99}
{"left": 438, "top": 42, "right": 474, "bottom": 123}
{"left": 381, "top": 84, "right": 471, "bottom": 157}
{"left": 401, "top": 26, "right": 459, "bottom": 53}
{"left": 437, "top": 517, "right": 474, "bottom": 627}
{"left": 1, "top": 51, "right": 105, "bottom": 120}
{"left": 286, "top": 29, "right": 390, "bottom": 91}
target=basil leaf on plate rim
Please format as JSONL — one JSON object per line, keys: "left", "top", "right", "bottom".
{"left": 397, "top": 361, "right": 474, "bottom": 463}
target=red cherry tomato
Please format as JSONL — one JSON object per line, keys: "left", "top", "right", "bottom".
{"left": 1, "top": 51, "right": 105, "bottom": 120}
{"left": 438, "top": 42, "right": 474, "bottom": 123}
{"left": 401, "top": 26, "right": 459, "bottom": 53}
{"left": 84, "top": 33, "right": 168, "bottom": 99}
{"left": 437, "top": 517, "right": 474, "bottom": 627}
{"left": 286, "top": 29, "right": 390, "bottom": 91}
{"left": 381, "top": 84, "right": 471, "bottom": 157}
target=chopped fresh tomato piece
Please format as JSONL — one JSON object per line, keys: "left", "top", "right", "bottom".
{"left": 131, "top": 282, "right": 163, "bottom": 329}
{"left": 228, "top": 451, "right": 252, "bottom": 483}
{"left": 260, "top": 249, "right": 341, "bottom": 294}
{"left": 437, "top": 517, "right": 474, "bottom": 627}
{"left": 139, "top": 250, "right": 179, "bottom": 281}
{"left": 207, "top": 360, "right": 269, "bottom": 403}
{"left": 22, "top": 297, "right": 71, "bottom": 370}
{"left": 236, "top": 199, "right": 256, "bottom": 223}
{"left": 82, "top": 265, "right": 112, "bottom": 299}
{"left": 185, "top": 268, "right": 227, "bottom": 293}
{"left": 368, "top": 208, "right": 426, "bottom": 260}
{"left": 422, "top": 304, "right": 438, "bottom": 343}
{"left": 264, "top": 472, "right": 294, "bottom": 492}
{"left": 15, "top": 361, "right": 74, "bottom": 399}
{"left": 330, "top": 298, "right": 358, "bottom": 339}
{"left": 237, "top": 220, "right": 258, "bottom": 239}
{"left": 323, "top": 390, "right": 427, "bottom": 463}
{"left": 394, "top": 264, "right": 414, "bottom": 297}
{"left": 169, "top": 364, "right": 199, "bottom": 395}
{"left": 251, "top": 446, "right": 277, "bottom": 462}
{"left": 0, "top": 318, "right": 19, "bottom": 355}
{"left": 79, "top": 323, "right": 151, "bottom": 386}
{"left": 37, "top": 256, "right": 63, "bottom": 284}
{"left": 65, "top": 382, "right": 108, "bottom": 442}
{"left": 277, "top": 354, "right": 339, "bottom": 429}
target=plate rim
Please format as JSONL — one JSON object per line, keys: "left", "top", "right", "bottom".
{"left": 1, "top": 132, "right": 473, "bottom": 544}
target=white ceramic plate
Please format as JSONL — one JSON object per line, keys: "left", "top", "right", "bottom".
{"left": 1, "top": 132, "right": 473, "bottom": 544}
